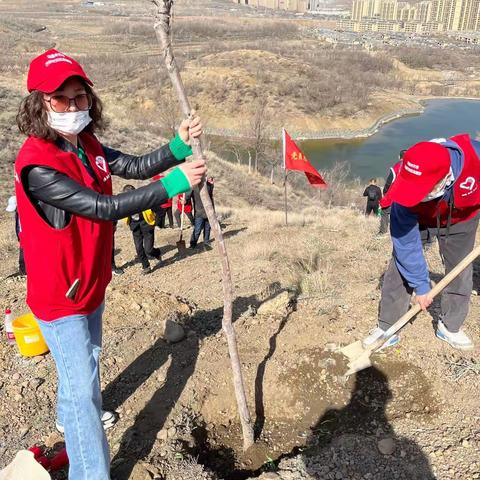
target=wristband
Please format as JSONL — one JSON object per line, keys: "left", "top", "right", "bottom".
{"left": 160, "top": 167, "right": 191, "bottom": 198}
{"left": 169, "top": 134, "right": 193, "bottom": 160}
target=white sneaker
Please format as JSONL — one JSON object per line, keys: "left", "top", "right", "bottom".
{"left": 362, "top": 327, "right": 400, "bottom": 351}
{"left": 56, "top": 410, "right": 116, "bottom": 433}
{"left": 436, "top": 321, "right": 474, "bottom": 350}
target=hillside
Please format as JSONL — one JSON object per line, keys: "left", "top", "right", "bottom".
{"left": 1, "top": 0, "right": 480, "bottom": 151}
{"left": 1, "top": 155, "right": 479, "bottom": 479}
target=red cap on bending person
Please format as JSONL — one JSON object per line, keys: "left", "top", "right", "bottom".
{"left": 380, "top": 141, "right": 451, "bottom": 208}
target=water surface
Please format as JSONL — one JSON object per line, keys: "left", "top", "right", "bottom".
{"left": 301, "top": 99, "right": 480, "bottom": 179}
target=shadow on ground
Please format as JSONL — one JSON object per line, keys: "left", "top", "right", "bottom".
{"left": 301, "top": 367, "right": 435, "bottom": 480}
{"left": 106, "top": 284, "right": 284, "bottom": 480}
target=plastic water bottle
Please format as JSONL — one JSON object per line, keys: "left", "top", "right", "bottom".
{"left": 4, "top": 309, "right": 15, "bottom": 344}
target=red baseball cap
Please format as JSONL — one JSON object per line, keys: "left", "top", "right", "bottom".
{"left": 27, "top": 49, "right": 93, "bottom": 93}
{"left": 381, "top": 141, "right": 451, "bottom": 208}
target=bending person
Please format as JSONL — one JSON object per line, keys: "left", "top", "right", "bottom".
{"left": 364, "top": 136, "right": 479, "bottom": 352}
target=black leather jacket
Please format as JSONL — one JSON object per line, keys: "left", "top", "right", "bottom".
{"left": 25, "top": 137, "right": 184, "bottom": 229}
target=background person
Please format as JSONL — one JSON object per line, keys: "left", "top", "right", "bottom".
{"left": 363, "top": 136, "right": 480, "bottom": 352}
{"left": 363, "top": 177, "right": 382, "bottom": 216}
{"left": 122, "top": 184, "right": 160, "bottom": 275}
{"left": 174, "top": 191, "right": 194, "bottom": 227}
{"left": 151, "top": 175, "right": 174, "bottom": 229}
{"left": 188, "top": 176, "right": 215, "bottom": 249}
{"left": 111, "top": 220, "right": 124, "bottom": 275}
{"left": 15, "top": 49, "right": 205, "bottom": 480}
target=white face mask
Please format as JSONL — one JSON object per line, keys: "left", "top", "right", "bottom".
{"left": 47, "top": 110, "right": 92, "bottom": 136}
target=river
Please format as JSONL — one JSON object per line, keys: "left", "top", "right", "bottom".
{"left": 210, "top": 99, "right": 480, "bottom": 181}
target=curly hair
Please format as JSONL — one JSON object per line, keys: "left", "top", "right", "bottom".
{"left": 16, "top": 80, "right": 105, "bottom": 140}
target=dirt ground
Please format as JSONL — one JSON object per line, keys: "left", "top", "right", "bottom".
{"left": 0, "top": 183, "right": 479, "bottom": 479}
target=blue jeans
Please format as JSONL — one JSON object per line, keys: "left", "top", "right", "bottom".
{"left": 190, "top": 216, "right": 211, "bottom": 247}
{"left": 37, "top": 303, "right": 110, "bottom": 480}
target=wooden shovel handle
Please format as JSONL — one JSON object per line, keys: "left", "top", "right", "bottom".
{"left": 180, "top": 200, "right": 185, "bottom": 232}
{"left": 370, "top": 242, "right": 480, "bottom": 352}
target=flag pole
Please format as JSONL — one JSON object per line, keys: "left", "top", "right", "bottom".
{"left": 282, "top": 128, "right": 288, "bottom": 226}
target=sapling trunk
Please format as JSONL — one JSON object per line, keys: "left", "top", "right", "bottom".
{"left": 151, "top": 0, "right": 255, "bottom": 451}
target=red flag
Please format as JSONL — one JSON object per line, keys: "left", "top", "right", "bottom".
{"left": 283, "top": 129, "right": 327, "bottom": 189}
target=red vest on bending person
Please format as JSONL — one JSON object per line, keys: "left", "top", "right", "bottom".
{"left": 381, "top": 134, "right": 480, "bottom": 227}
{"left": 176, "top": 193, "right": 192, "bottom": 214}
{"left": 15, "top": 133, "right": 113, "bottom": 321}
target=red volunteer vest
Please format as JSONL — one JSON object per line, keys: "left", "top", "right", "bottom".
{"left": 410, "top": 134, "right": 480, "bottom": 226}
{"left": 177, "top": 193, "right": 192, "bottom": 214}
{"left": 15, "top": 133, "right": 113, "bottom": 321}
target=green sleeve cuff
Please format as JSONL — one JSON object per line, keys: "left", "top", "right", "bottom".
{"left": 169, "top": 134, "right": 193, "bottom": 161}
{"left": 160, "top": 167, "right": 191, "bottom": 198}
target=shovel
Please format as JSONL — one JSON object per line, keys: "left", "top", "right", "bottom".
{"left": 340, "top": 243, "right": 480, "bottom": 377}
{"left": 176, "top": 199, "right": 187, "bottom": 254}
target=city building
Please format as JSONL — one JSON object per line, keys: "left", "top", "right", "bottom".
{"left": 342, "top": 0, "right": 480, "bottom": 32}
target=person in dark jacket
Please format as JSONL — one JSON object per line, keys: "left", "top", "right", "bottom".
{"left": 122, "top": 185, "right": 160, "bottom": 275}
{"left": 363, "top": 178, "right": 382, "bottom": 216}
{"left": 378, "top": 150, "right": 406, "bottom": 234}
{"left": 14, "top": 49, "right": 206, "bottom": 480}
{"left": 188, "top": 176, "right": 214, "bottom": 249}
{"left": 363, "top": 136, "right": 480, "bottom": 353}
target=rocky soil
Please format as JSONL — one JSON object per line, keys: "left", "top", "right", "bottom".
{"left": 0, "top": 195, "right": 479, "bottom": 479}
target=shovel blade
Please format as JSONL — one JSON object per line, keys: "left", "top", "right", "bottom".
{"left": 345, "top": 351, "right": 373, "bottom": 377}
{"left": 176, "top": 240, "right": 187, "bottom": 254}
{"left": 338, "top": 340, "right": 365, "bottom": 361}
{"left": 338, "top": 340, "right": 374, "bottom": 376}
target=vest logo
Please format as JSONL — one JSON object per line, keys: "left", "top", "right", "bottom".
{"left": 14, "top": 172, "right": 20, "bottom": 183}
{"left": 460, "top": 177, "right": 475, "bottom": 191}
{"left": 95, "top": 156, "right": 107, "bottom": 173}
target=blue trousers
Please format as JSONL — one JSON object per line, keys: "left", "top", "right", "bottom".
{"left": 190, "top": 216, "right": 211, "bottom": 247}
{"left": 37, "top": 302, "right": 110, "bottom": 480}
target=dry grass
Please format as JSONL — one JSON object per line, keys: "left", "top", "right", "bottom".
{"left": 392, "top": 46, "right": 480, "bottom": 72}
{"left": 0, "top": 0, "right": 479, "bottom": 144}
{"left": 225, "top": 202, "right": 384, "bottom": 305}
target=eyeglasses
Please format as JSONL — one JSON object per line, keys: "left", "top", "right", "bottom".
{"left": 44, "top": 93, "right": 92, "bottom": 113}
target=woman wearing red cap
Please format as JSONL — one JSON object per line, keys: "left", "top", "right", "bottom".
{"left": 15, "top": 49, "right": 206, "bottom": 479}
